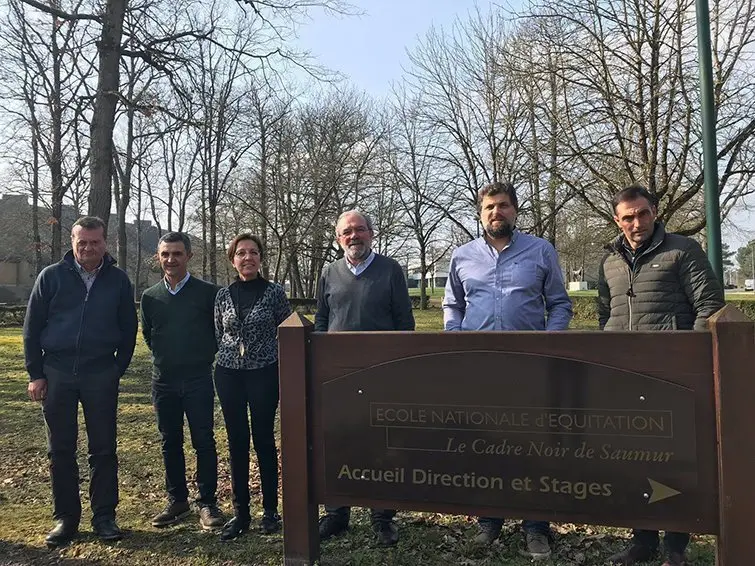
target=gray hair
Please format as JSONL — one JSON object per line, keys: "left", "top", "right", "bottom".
{"left": 335, "top": 209, "right": 374, "bottom": 236}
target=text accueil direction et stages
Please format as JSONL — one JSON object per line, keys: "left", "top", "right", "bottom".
{"left": 336, "top": 465, "right": 612, "bottom": 501}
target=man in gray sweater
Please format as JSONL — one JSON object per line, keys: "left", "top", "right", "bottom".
{"left": 314, "top": 209, "right": 415, "bottom": 547}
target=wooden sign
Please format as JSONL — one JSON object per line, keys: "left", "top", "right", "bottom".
{"left": 319, "top": 351, "right": 715, "bottom": 533}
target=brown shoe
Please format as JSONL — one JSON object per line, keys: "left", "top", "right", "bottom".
{"left": 608, "top": 543, "right": 658, "bottom": 564}
{"left": 151, "top": 501, "right": 190, "bottom": 528}
{"left": 663, "top": 551, "right": 687, "bottom": 566}
{"left": 199, "top": 504, "right": 224, "bottom": 530}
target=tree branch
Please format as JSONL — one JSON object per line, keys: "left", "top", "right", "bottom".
{"left": 18, "top": 0, "right": 101, "bottom": 21}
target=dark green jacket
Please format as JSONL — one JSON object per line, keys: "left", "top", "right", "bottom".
{"left": 597, "top": 223, "right": 724, "bottom": 331}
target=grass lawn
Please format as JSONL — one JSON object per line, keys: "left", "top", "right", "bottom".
{"left": 0, "top": 325, "right": 716, "bottom": 565}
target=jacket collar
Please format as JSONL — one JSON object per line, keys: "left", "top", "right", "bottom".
{"left": 61, "top": 249, "right": 117, "bottom": 270}
{"left": 605, "top": 222, "right": 667, "bottom": 260}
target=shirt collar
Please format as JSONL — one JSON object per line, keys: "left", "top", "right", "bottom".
{"left": 481, "top": 229, "right": 519, "bottom": 253}
{"left": 345, "top": 250, "right": 376, "bottom": 275}
{"left": 165, "top": 271, "right": 191, "bottom": 293}
{"left": 74, "top": 258, "right": 103, "bottom": 275}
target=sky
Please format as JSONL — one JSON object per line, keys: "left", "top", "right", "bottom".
{"left": 293, "top": 0, "right": 482, "bottom": 99}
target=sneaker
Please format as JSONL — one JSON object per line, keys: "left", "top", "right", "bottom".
{"left": 220, "top": 516, "right": 250, "bottom": 541}
{"left": 151, "top": 501, "right": 190, "bottom": 528}
{"left": 474, "top": 521, "right": 502, "bottom": 545}
{"left": 260, "top": 511, "right": 281, "bottom": 534}
{"left": 199, "top": 504, "right": 224, "bottom": 530}
{"left": 318, "top": 514, "right": 348, "bottom": 540}
{"left": 608, "top": 543, "right": 659, "bottom": 564}
{"left": 372, "top": 520, "right": 399, "bottom": 546}
{"left": 663, "top": 551, "right": 688, "bottom": 566}
{"left": 519, "top": 531, "right": 551, "bottom": 560}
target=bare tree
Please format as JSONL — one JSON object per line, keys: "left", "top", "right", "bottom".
{"left": 386, "top": 86, "right": 452, "bottom": 309}
{"left": 528, "top": 0, "right": 755, "bottom": 232}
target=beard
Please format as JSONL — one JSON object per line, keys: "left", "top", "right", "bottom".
{"left": 344, "top": 241, "right": 370, "bottom": 262}
{"left": 485, "top": 219, "right": 515, "bottom": 239}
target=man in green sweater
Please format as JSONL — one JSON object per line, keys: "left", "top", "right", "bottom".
{"left": 140, "top": 232, "right": 224, "bottom": 530}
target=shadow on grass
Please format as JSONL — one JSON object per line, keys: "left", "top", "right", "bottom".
{"left": 0, "top": 539, "right": 104, "bottom": 565}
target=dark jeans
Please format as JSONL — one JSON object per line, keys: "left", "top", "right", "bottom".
{"left": 478, "top": 517, "right": 550, "bottom": 536}
{"left": 152, "top": 370, "right": 217, "bottom": 506}
{"left": 632, "top": 529, "right": 690, "bottom": 554}
{"left": 42, "top": 363, "right": 120, "bottom": 526}
{"left": 215, "top": 363, "right": 279, "bottom": 520}
{"left": 323, "top": 505, "right": 396, "bottom": 525}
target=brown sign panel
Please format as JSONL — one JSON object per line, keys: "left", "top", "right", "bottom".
{"left": 319, "top": 350, "right": 717, "bottom": 533}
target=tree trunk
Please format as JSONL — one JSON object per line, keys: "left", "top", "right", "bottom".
{"left": 88, "top": 0, "right": 126, "bottom": 231}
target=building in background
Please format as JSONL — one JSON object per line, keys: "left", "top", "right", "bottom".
{"left": 0, "top": 193, "right": 161, "bottom": 303}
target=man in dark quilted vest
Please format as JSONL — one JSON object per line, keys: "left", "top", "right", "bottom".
{"left": 598, "top": 184, "right": 724, "bottom": 566}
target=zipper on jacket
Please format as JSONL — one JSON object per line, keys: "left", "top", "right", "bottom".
{"left": 71, "top": 272, "right": 91, "bottom": 377}
{"left": 626, "top": 276, "right": 635, "bottom": 331}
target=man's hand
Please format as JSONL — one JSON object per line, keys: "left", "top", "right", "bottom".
{"left": 28, "top": 379, "right": 47, "bottom": 402}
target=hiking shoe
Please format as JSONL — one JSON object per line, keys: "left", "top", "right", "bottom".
{"left": 220, "top": 516, "right": 250, "bottom": 541}
{"left": 199, "top": 504, "right": 224, "bottom": 530}
{"left": 474, "top": 521, "right": 502, "bottom": 545}
{"left": 318, "top": 514, "right": 348, "bottom": 540}
{"left": 372, "top": 520, "right": 399, "bottom": 546}
{"left": 260, "top": 511, "right": 281, "bottom": 534}
{"left": 608, "top": 543, "right": 659, "bottom": 564}
{"left": 151, "top": 501, "right": 191, "bottom": 528}
{"left": 519, "top": 531, "right": 551, "bottom": 560}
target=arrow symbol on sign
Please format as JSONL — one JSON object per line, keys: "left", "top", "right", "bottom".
{"left": 647, "top": 478, "right": 681, "bottom": 504}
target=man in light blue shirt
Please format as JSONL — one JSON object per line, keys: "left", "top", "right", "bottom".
{"left": 442, "top": 181, "right": 572, "bottom": 560}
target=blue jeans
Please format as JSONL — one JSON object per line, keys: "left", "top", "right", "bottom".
{"left": 478, "top": 516, "right": 550, "bottom": 535}
{"left": 152, "top": 369, "right": 217, "bottom": 506}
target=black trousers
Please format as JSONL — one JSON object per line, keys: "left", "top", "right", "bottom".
{"left": 633, "top": 529, "right": 690, "bottom": 554}
{"left": 152, "top": 370, "right": 217, "bottom": 506}
{"left": 42, "top": 363, "right": 120, "bottom": 526}
{"left": 215, "top": 363, "right": 279, "bottom": 520}
{"left": 323, "top": 505, "right": 396, "bottom": 525}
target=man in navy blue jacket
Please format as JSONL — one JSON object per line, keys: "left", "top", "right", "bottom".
{"left": 24, "top": 216, "right": 138, "bottom": 548}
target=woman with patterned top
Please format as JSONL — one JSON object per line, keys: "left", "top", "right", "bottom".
{"left": 213, "top": 233, "right": 291, "bottom": 541}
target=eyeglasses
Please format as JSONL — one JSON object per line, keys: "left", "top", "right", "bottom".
{"left": 234, "top": 249, "right": 260, "bottom": 258}
{"left": 338, "top": 226, "right": 370, "bottom": 237}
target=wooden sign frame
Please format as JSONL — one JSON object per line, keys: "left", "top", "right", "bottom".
{"left": 277, "top": 306, "right": 755, "bottom": 565}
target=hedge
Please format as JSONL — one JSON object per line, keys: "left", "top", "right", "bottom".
{"left": 569, "top": 295, "right": 755, "bottom": 323}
